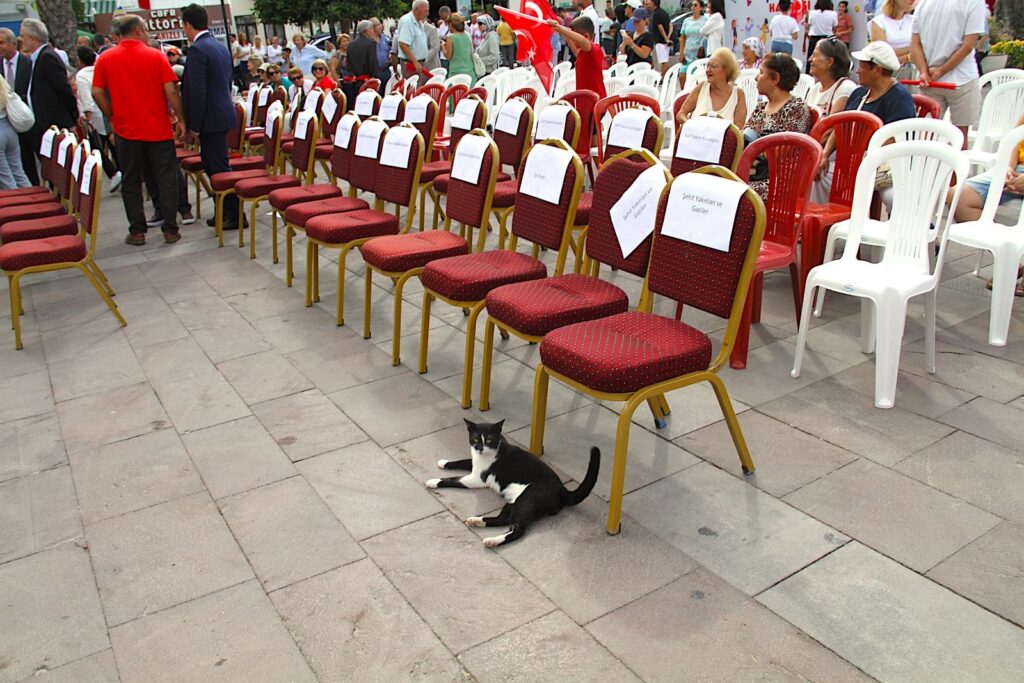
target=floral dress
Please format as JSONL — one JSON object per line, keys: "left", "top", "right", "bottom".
{"left": 681, "top": 15, "right": 708, "bottom": 67}
{"left": 744, "top": 96, "right": 812, "bottom": 201}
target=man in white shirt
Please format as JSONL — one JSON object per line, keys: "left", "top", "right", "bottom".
{"left": 265, "top": 35, "right": 283, "bottom": 65}
{"left": 911, "top": 0, "right": 987, "bottom": 145}
{"left": 395, "top": 0, "right": 430, "bottom": 77}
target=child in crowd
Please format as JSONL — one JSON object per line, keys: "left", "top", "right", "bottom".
{"left": 548, "top": 15, "right": 607, "bottom": 99}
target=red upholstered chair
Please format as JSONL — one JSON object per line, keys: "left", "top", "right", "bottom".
{"left": 2, "top": 151, "right": 125, "bottom": 350}
{"left": 529, "top": 166, "right": 767, "bottom": 534}
{"left": 507, "top": 87, "right": 538, "bottom": 108}
{"left": 414, "top": 82, "right": 445, "bottom": 104}
{"left": 799, "top": 111, "right": 883, "bottom": 289}
{"left": 595, "top": 105, "right": 664, "bottom": 167}
{"left": 361, "top": 130, "right": 502, "bottom": 365}
{"left": 0, "top": 126, "right": 60, "bottom": 200}
{"left": 281, "top": 89, "right": 325, "bottom": 154}
{"left": 359, "top": 78, "right": 381, "bottom": 93}
{"left": 431, "top": 85, "right": 473, "bottom": 160}
{"left": 480, "top": 149, "right": 668, "bottom": 413}
{"left": 419, "top": 137, "right": 582, "bottom": 408}
{"left": 313, "top": 90, "right": 349, "bottom": 177}
{"left": 912, "top": 93, "right": 941, "bottom": 119}
{"left": 305, "top": 123, "right": 425, "bottom": 326}
{"left": 280, "top": 112, "right": 371, "bottom": 288}
{"left": 380, "top": 93, "right": 408, "bottom": 127}
{"left": 424, "top": 96, "right": 489, "bottom": 230}
{"left": 209, "top": 101, "right": 287, "bottom": 247}
{"left": 0, "top": 131, "right": 76, "bottom": 231}
{"left": 488, "top": 98, "right": 535, "bottom": 248}
{"left": 179, "top": 103, "right": 248, "bottom": 221}
{"left": 1, "top": 139, "right": 89, "bottom": 245}
{"left": 594, "top": 93, "right": 662, "bottom": 167}
{"left": 245, "top": 85, "right": 286, "bottom": 154}
{"left": 559, "top": 90, "right": 600, "bottom": 180}
{"left": 353, "top": 88, "right": 382, "bottom": 118}
{"left": 401, "top": 96, "right": 441, "bottom": 231}
{"left": 670, "top": 116, "right": 744, "bottom": 176}
{"left": 731, "top": 132, "right": 823, "bottom": 369}
{"left": 236, "top": 107, "right": 322, "bottom": 261}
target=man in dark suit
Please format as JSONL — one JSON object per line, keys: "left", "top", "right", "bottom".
{"left": 0, "top": 27, "right": 39, "bottom": 185}
{"left": 19, "top": 19, "right": 78, "bottom": 186}
{"left": 181, "top": 3, "right": 243, "bottom": 230}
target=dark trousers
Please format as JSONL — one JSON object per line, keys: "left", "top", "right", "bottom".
{"left": 144, "top": 162, "right": 190, "bottom": 214}
{"left": 199, "top": 131, "right": 239, "bottom": 224}
{"left": 87, "top": 127, "right": 119, "bottom": 179}
{"left": 20, "top": 131, "right": 39, "bottom": 186}
{"left": 116, "top": 136, "right": 179, "bottom": 234}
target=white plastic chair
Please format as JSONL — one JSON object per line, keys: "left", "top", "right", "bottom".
{"left": 616, "top": 54, "right": 627, "bottom": 63}
{"left": 425, "top": 74, "right": 444, "bottom": 85}
{"left": 550, "top": 61, "right": 573, "bottom": 96}
{"left": 619, "top": 83, "right": 660, "bottom": 100}
{"left": 631, "top": 69, "right": 662, "bottom": 89}
{"left": 792, "top": 73, "right": 815, "bottom": 102}
{"left": 626, "top": 62, "right": 652, "bottom": 76}
{"left": 948, "top": 124, "right": 1024, "bottom": 346}
{"left": 404, "top": 75, "right": 419, "bottom": 98}
{"left": 443, "top": 74, "right": 472, "bottom": 89}
{"left": 660, "top": 62, "right": 682, "bottom": 113}
{"left": 735, "top": 73, "right": 759, "bottom": 123}
{"left": 815, "top": 118, "right": 964, "bottom": 316}
{"left": 384, "top": 73, "right": 400, "bottom": 95}
{"left": 609, "top": 61, "right": 629, "bottom": 79}
{"left": 967, "top": 81, "right": 1024, "bottom": 172}
{"left": 553, "top": 70, "right": 577, "bottom": 99}
{"left": 604, "top": 76, "right": 629, "bottom": 96}
{"left": 793, "top": 141, "right": 969, "bottom": 408}
{"left": 431, "top": 67, "right": 448, "bottom": 78}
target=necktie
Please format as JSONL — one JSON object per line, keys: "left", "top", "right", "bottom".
{"left": 6, "top": 59, "right": 12, "bottom": 86}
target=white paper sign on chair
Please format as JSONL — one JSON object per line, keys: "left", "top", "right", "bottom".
{"left": 294, "top": 111, "right": 315, "bottom": 140}
{"left": 380, "top": 126, "right": 418, "bottom": 168}
{"left": 380, "top": 93, "right": 404, "bottom": 121}
{"left": 610, "top": 165, "right": 668, "bottom": 257}
{"left": 265, "top": 101, "right": 284, "bottom": 137}
{"left": 334, "top": 114, "right": 358, "bottom": 149}
{"left": 661, "top": 172, "right": 745, "bottom": 252}
{"left": 519, "top": 144, "right": 574, "bottom": 204}
{"left": 495, "top": 98, "right": 528, "bottom": 136}
{"left": 70, "top": 143, "right": 84, "bottom": 180}
{"left": 450, "top": 134, "right": 490, "bottom": 183}
{"left": 40, "top": 129, "right": 56, "bottom": 157}
{"left": 606, "top": 107, "right": 650, "bottom": 149}
{"left": 81, "top": 153, "right": 99, "bottom": 193}
{"left": 535, "top": 104, "right": 571, "bottom": 142}
{"left": 451, "top": 98, "right": 479, "bottom": 130}
{"left": 354, "top": 119, "right": 388, "bottom": 158}
{"left": 57, "top": 137, "right": 73, "bottom": 166}
{"left": 676, "top": 115, "right": 731, "bottom": 163}
{"left": 257, "top": 87, "right": 270, "bottom": 106}
{"left": 303, "top": 91, "right": 322, "bottom": 112}
{"left": 321, "top": 93, "right": 338, "bottom": 123}
{"left": 355, "top": 91, "right": 377, "bottom": 117}
{"left": 405, "top": 94, "right": 432, "bottom": 124}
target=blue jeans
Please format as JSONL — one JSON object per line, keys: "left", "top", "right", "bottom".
{"left": 770, "top": 40, "right": 793, "bottom": 55}
{"left": 966, "top": 164, "right": 1024, "bottom": 205}
{"left": 0, "top": 116, "right": 30, "bottom": 190}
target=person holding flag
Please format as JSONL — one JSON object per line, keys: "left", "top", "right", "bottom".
{"left": 496, "top": 0, "right": 559, "bottom": 92}
{"left": 548, "top": 16, "right": 606, "bottom": 98}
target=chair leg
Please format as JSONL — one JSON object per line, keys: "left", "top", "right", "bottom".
{"left": 972, "top": 248, "right": 985, "bottom": 276}
{"left": 480, "top": 318, "right": 496, "bottom": 411}
{"left": 286, "top": 226, "right": 295, "bottom": 287}
{"left": 788, "top": 262, "right": 803, "bottom": 325}
{"left": 751, "top": 272, "right": 763, "bottom": 324}
{"left": 335, "top": 243, "right": 358, "bottom": 326}
{"left": 873, "top": 295, "right": 907, "bottom": 409}
{"left": 607, "top": 400, "right": 640, "bottom": 535}
{"left": 988, "top": 247, "right": 1021, "bottom": 346}
{"left": 247, "top": 200, "right": 258, "bottom": 257}
{"left": 460, "top": 302, "right": 485, "bottom": 408}
{"left": 860, "top": 298, "right": 876, "bottom": 354}
{"left": 9, "top": 272, "right": 23, "bottom": 349}
{"left": 76, "top": 263, "right": 127, "bottom": 329}
{"left": 707, "top": 374, "right": 755, "bottom": 474}
{"left": 85, "top": 260, "right": 116, "bottom": 297}
{"left": 924, "top": 289, "right": 937, "bottom": 373}
{"left": 363, "top": 267, "right": 373, "bottom": 339}
{"left": 313, "top": 244, "right": 320, "bottom": 302}
{"left": 791, "top": 281, "right": 818, "bottom": 378}
{"left": 418, "top": 291, "right": 433, "bottom": 374}
{"left": 729, "top": 289, "right": 754, "bottom": 370}
{"left": 419, "top": 185, "right": 429, "bottom": 232}
{"left": 646, "top": 397, "right": 667, "bottom": 429}
{"left": 391, "top": 270, "right": 416, "bottom": 366}
{"left": 657, "top": 394, "right": 671, "bottom": 417}
{"left": 271, "top": 210, "right": 279, "bottom": 264}
{"left": 215, "top": 193, "right": 226, "bottom": 247}
{"left": 304, "top": 241, "right": 314, "bottom": 307}
{"left": 814, "top": 230, "right": 841, "bottom": 317}
{"left": 529, "top": 364, "right": 550, "bottom": 456}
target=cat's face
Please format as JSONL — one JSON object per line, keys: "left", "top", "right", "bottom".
{"left": 465, "top": 418, "right": 504, "bottom": 454}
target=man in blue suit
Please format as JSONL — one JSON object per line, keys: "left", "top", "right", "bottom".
{"left": 182, "top": 4, "right": 242, "bottom": 229}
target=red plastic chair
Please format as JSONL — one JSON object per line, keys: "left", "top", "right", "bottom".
{"left": 507, "top": 86, "right": 538, "bottom": 108}
{"left": 390, "top": 77, "right": 406, "bottom": 95}
{"left": 799, "top": 111, "right": 883, "bottom": 289}
{"left": 559, "top": 90, "right": 600, "bottom": 180}
{"left": 414, "top": 82, "right": 445, "bottom": 104}
{"left": 480, "top": 149, "right": 666, "bottom": 413}
{"left": 359, "top": 78, "right": 381, "bottom": 93}
{"left": 419, "top": 138, "right": 584, "bottom": 408}
{"left": 468, "top": 85, "right": 489, "bottom": 101}
{"left": 808, "top": 107, "right": 821, "bottom": 130}
{"left": 731, "top": 132, "right": 823, "bottom": 369}
{"left": 912, "top": 93, "right": 941, "bottom": 119}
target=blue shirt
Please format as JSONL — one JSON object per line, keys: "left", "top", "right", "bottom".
{"left": 376, "top": 35, "right": 391, "bottom": 71}
{"left": 844, "top": 82, "right": 916, "bottom": 125}
{"left": 394, "top": 12, "right": 428, "bottom": 61}
{"left": 291, "top": 44, "right": 328, "bottom": 75}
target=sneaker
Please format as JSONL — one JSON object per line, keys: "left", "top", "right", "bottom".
{"left": 108, "top": 171, "right": 122, "bottom": 193}
{"left": 180, "top": 209, "right": 195, "bottom": 225}
{"left": 164, "top": 231, "right": 182, "bottom": 244}
{"left": 146, "top": 213, "right": 164, "bottom": 227}
{"left": 125, "top": 233, "right": 146, "bottom": 246}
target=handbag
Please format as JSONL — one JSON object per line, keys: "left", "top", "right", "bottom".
{"left": 5, "top": 86, "right": 34, "bottom": 133}
{"left": 472, "top": 51, "right": 486, "bottom": 78}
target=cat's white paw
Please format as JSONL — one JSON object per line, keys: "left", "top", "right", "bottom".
{"left": 436, "top": 459, "right": 449, "bottom": 469}
{"left": 482, "top": 535, "right": 504, "bottom": 548}
{"left": 425, "top": 478, "right": 441, "bottom": 489}
{"left": 465, "top": 516, "right": 485, "bottom": 527}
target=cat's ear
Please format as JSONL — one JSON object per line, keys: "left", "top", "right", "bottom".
{"left": 494, "top": 419, "right": 505, "bottom": 433}
{"left": 463, "top": 418, "right": 477, "bottom": 430}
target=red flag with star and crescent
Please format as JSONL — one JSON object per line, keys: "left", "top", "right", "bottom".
{"left": 496, "top": 1, "right": 558, "bottom": 92}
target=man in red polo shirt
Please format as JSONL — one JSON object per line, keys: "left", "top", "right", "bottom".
{"left": 93, "top": 14, "right": 185, "bottom": 245}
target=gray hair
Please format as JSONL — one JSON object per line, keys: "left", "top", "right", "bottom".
{"left": 0, "top": 28, "right": 15, "bottom": 43}
{"left": 118, "top": 15, "right": 145, "bottom": 37}
{"left": 356, "top": 20, "right": 374, "bottom": 36}
{"left": 412, "top": 0, "right": 430, "bottom": 9}
{"left": 20, "top": 18, "right": 48, "bottom": 42}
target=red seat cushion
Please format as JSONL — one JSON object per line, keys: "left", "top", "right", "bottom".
{"left": 305, "top": 209, "right": 400, "bottom": 244}
{"left": 0, "top": 192, "right": 57, "bottom": 209}
{"left": 420, "top": 160, "right": 452, "bottom": 182}
{"left": 234, "top": 174, "right": 301, "bottom": 199}
{"left": 491, "top": 179, "right": 518, "bottom": 209}
{"left": 422, "top": 251, "right": 547, "bottom": 302}
{"left": 0, "top": 235, "right": 86, "bottom": 271}
{"left": 284, "top": 196, "right": 369, "bottom": 227}
{"left": 361, "top": 230, "right": 469, "bottom": 273}
{"left": 432, "top": 171, "right": 511, "bottom": 195}
{"left": 0, "top": 186, "right": 48, "bottom": 198}
{"left": 281, "top": 140, "right": 296, "bottom": 155}
{"left": 485, "top": 274, "right": 629, "bottom": 337}
{"left": 574, "top": 191, "right": 592, "bottom": 226}
{"left": 229, "top": 157, "right": 265, "bottom": 171}
{"left": 540, "top": 311, "right": 712, "bottom": 393}
{"left": 0, "top": 202, "right": 65, "bottom": 227}
{"left": 210, "top": 170, "right": 266, "bottom": 192}
{"left": 176, "top": 148, "right": 199, "bottom": 162}
{"left": 180, "top": 155, "right": 206, "bottom": 172}
{"left": 269, "top": 184, "right": 344, "bottom": 211}
{"left": 314, "top": 143, "right": 334, "bottom": 160}
{"left": 1, "top": 213, "right": 77, "bottom": 243}
{"left": 247, "top": 131, "right": 266, "bottom": 146}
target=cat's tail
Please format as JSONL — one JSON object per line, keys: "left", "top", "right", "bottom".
{"left": 561, "top": 447, "right": 600, "bottom": 506}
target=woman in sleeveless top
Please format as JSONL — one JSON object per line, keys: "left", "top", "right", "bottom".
{"left": 676, "top": 47, "right": 747, "bottom": 128}
{"left": 444, "top": 13, "right": 476, "bottom": 85}
{"left": 869, "top": 0, "right": 915, "bottom": 78}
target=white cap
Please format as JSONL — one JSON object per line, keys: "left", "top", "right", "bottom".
{"left": 626, "top": 0, "right": 642, "bottom": 9}
{"left": 851, "top": 41, "right": 901, "bottom": 73}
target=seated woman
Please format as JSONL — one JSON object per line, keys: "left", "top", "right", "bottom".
{"left": 808, "top": 37, "right": 857, "bottom": 202}
{"left": 311, "top": 58, "right": 337, "bottom": 91}
{"left": 676, "top": 47, "right": 747, "bottom": 128}
{"left": 743, "top": 52, "right": 811, "bottom": 200}
{"left": 739, "top": 37, "right": 764, "bottom": 70}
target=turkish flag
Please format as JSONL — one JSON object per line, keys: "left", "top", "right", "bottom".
{"left": 496, "top": 2, "right": 557, "bottom": 93}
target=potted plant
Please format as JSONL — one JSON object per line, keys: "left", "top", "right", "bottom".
{"left": 989, "top": 40, "right": 1024, "bottom": 71}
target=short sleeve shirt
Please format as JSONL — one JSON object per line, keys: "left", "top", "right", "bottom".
{"left": 625, "top": 31, "right": 656, "bottom": 66}
{"left": 650, "top": 7, "right": 672, "bottom": 45}
{"left": 912, "top": 0, "right": 987, "bottom": 85}
{"left": 395, "top": 12, "right": 428, "bottom": 60}
{"left": 844, "top": 82, "right": 916, "bottom": 125}
{"left": 93, "top": 39, "right": 176, "bottom": 142}
{"left": 575, "top": 43, "right": 607, "bottom": 99}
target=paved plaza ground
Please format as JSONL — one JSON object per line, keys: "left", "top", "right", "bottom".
{"left": 1, "top": 173, "right": 1023, "bottom": 682}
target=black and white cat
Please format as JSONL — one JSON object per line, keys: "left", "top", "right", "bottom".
{"left": 426, "top": 419, "right": 600, "bottom": 547}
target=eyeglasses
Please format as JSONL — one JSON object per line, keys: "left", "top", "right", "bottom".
{"left": 313, "top": 66, "right": 325, "bottom": 72}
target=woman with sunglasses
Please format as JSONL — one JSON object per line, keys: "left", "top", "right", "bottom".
{"left": 678, "top": 0, "right": 708, "bottom": 89}
{"left": 310, "top": 59, "right": 336, "bottom": 91}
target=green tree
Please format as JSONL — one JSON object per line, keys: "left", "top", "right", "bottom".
{"left": 996, "top": 0, "right": 1024, "bottom": 39}
{"left": 38, "top": 0, "right": 78, "bottom": 64}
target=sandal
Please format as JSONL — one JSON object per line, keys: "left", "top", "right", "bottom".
{"left": 985, "top": 278, "right": 1024, "bottom": 297}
